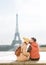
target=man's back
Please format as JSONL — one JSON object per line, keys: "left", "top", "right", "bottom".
{"left": 30, "top": 42, "right": 40, "bottom": 59}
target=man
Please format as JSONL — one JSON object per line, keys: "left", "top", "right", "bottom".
{"left": 29, "top": 37, "right": 40, "bottom": 61}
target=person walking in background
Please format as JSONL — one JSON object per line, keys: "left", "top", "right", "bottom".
{"left": 29, "top": 37, "right": 40, "bottom": 61}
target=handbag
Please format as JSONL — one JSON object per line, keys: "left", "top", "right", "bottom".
{"left": 15, "top": 46, "right": 21, "bottom": 56}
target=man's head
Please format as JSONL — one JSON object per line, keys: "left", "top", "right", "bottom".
{"left": 29, "top": 37, "right": 36, "bottom": 43}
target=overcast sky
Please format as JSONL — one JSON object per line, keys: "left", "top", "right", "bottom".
{"left": 0, "top": 0, "right": 46, "bottom": 45}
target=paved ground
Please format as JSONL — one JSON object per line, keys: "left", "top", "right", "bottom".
{"left": 0, "top": 52, "right": 46, "bottom": 65}
{"left": 40, "top": 47, "right": 46, "bottom": 51}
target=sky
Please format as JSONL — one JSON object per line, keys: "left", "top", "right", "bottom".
{"left": 0, "top": 0, "right": 46, "bottom": 45}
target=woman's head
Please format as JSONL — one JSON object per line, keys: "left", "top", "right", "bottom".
{"left": 30, "top": 37, "right": 36, "bottom": 43}
{"left": 23, "top": 37, "right": 29, "bottom": 44}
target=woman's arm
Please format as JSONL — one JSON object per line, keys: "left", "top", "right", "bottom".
{"left": 22, "top": 45, "right": 30, "bottom": 57}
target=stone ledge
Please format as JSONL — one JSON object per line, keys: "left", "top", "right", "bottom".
{"left": 0, "top": 60, "right": 46, "bottom": 65}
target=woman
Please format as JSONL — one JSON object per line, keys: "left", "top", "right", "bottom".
{"left": 16, "top": 38, "right": 30, "bottom": 61}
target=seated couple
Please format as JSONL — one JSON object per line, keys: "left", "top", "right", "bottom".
{"left": 15, "top": 37, "right": 40, "bottom": 61}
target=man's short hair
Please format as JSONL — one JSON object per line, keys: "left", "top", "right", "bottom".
{"left": 31, "top": 37, "right": 36, "bottom": 42}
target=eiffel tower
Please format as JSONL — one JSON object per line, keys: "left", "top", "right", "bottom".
{"left": 11, "top": 14, "right": 22, "bottom": 46}
{"left": 0, "top": 14, "right": 21, "bottom": 51}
